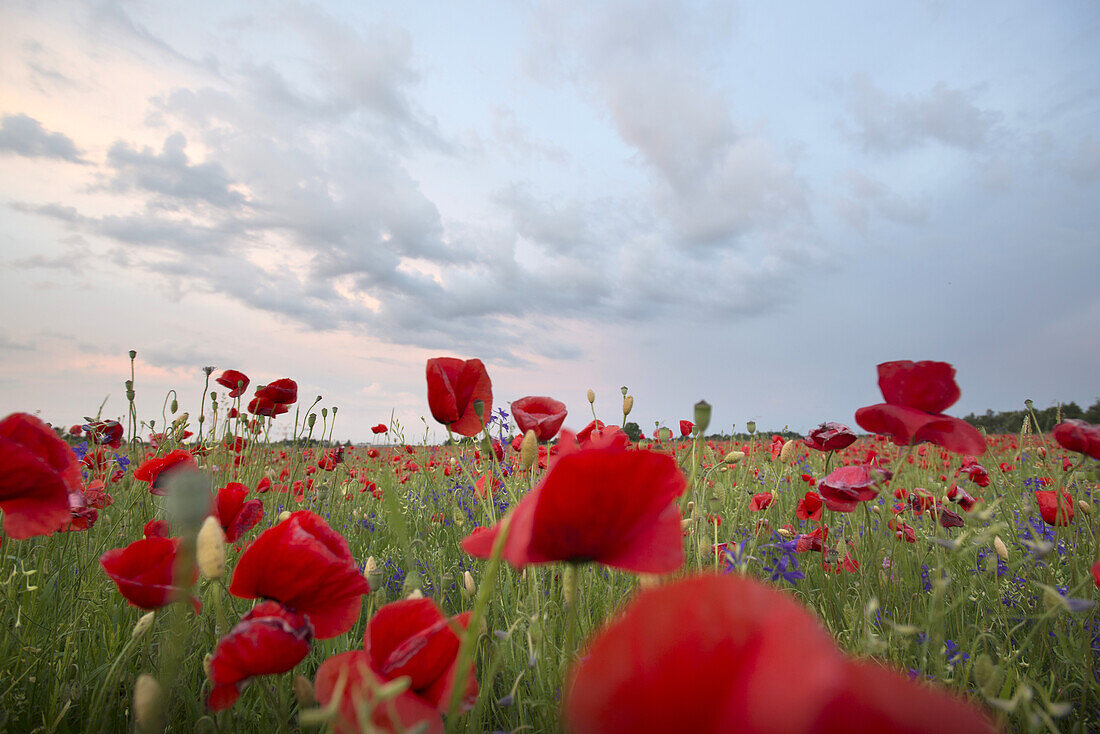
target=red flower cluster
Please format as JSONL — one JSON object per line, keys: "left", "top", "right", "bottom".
{"left": 0, "top": 413, "right": 83, "bottom": 539}
{"left": 425, "top": 358, "right": 492, "bottom": 437}
{"left": 315, "top": 597, "right": 476, "bottom": 733}
{"left": 511, "top": 396, "right": 567, "bottom": 441}
{"left": 462, "top": 439, "right": 686, "bottom": 572}
{"left": 248, "top": 378, "right": 298, "bottom": 418}
{"left": 229, "top": 511, "right": 370, "bottom": 639}
{"left": 565, "top": 574, "right": 996, "bottom": 734}
{"left": 855, "top": 361, "right": 986, "bottom": 455}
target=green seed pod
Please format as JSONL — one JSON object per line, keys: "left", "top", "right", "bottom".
{"left": 693, "top": 400, "right": 711, "bottom": 434}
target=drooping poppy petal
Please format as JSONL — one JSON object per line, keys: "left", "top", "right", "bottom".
{"left": 0, "top": 413, "right": 82, "bottom": 539}
{"left": 207, "top": 601, "right": 313, "bottom": 711}
{"left": 133, "top": 449, "right": 198, "bottom": 495}
{"left": 803, "top": 422, "right": 858, "bottom": 452}
{"left": 215, "top": 482, "right": 264, "bottom": 542}
{"left": 818, "top": 465, "right": 889, "bottom": 513}
{"left": 215, "top": 370, "right": 251, "bottom": 399}
{"left": 315, "top": 650, "right": 444, "bottom": 734}
{"left": 229, "top": 511, "right": 370, "bottom": 638}
{"left": 1035, "top": 490, "right": 1075, "bottom": 526}
{"left": 876, "top": 360, "right": 961, "bottom": 414}
{"left": 510, "top": 396, "right": 567, "bottom": 442}
{"left": 255, "top": 378, "right": 298, "bottom": 405}
{"left": 365, "top": 598, "right": 477, "bottom": 712}
{"left": 100, "top": 536, "right": 200, "bottom": 612}
{"left": 796, "top": 492, "right": 823, "bottom": 521}
{"left": 1052, "top": 419, "right": 1100, "bottom": 461}
{"left": 462, "top": 444, "right": 686, "bottom": 573}
{"left": 425, "top": 358, "right": 492, "bottom": 438}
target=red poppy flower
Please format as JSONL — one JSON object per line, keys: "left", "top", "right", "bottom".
{"left": 1051, "top": 419, "right": 1100, "bottom": 461}
{"left": 511, "top": 396, "right": 567, "bottom": 441}
{"left": 425, "top": 358, "right": 492, "bottom": 437}
{"left": 461, "top": 442, "right": 686, "bottom": 573}
{"left": 84, "top": 420, "right": 124, "bottom": 448}
{"left": 1092, "top": 560, "right": 1100, "bottom": 591}
{"left": 215, "top": 482, "right": 264, "bottom": 542}
{"left": 365, "top": 598, "right": 477, "bottom": 712}
{"left": 946, "top": 484, "right": 977, "bottom": 511}
{"left": 796, "top": 491, "right": 823, "bottom": 521}
{"left": 749, "top": 493, "right": 773, "bottom": 512}
{"left": 371, "top": 423, "right": 388, "bottom": 434}
{"left": 100, "top": 536, "right": 199, "bottom": 612}
{"left": 679, "top": 420, "right": 694, "bottom": 437}
{"left": 818, "top": 465, "right": 890, "bottom": 513}
{"left": 248, "top": 397, "right": 289, "bottom": 417}
{"left": 133, "top": 449, "right": 198, "bottom": 495}
{"left": 215, "top": 370, "right": 251, "bottom": 399}
{"left": 229, "top": 511, "right": 371, "bottom": 638}
{"left": 1035, "top": 490, "right": 1075, "bottom": 526}
{"left": 64, "top": 490, "right": 98, "bottom": 532}
{"left": 0, "top": 412, "right": 83, "bottom": 539}
{"left": 855, "top": 361, "right": 986, "bottom": 456}
{"left": 565, "top": 573, "right": 996, "bottom": 734}
{"left": 315, "top": 651, "right": 444, "bottom": 734}
{"left": 957, "top": 460, "right": 991, "bottom": 487}
{"left": 803, "top": 422, "right": 858, "bottom": 452}
{"left": 143, "top": 519, "right": 171, "bottom": 539}
{"left": 207, "top": 601, "right": 313, "bottom": 710}
{"left": 255, "top": 378, "right": 298, "bottom": 405}
{"left": 795, "top": 525, "right": 829, "bottom": 553}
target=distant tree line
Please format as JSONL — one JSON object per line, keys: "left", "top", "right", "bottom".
{"left": 960, "top": 399, "right": 1100, "bottom": 435}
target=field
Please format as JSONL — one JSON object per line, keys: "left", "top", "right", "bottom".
{"left": 1, "top": 361, "right": 1098, "bottom": 734}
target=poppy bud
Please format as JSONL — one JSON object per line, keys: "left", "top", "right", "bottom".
{"left": 623, "top": 395, "right": 634, "bottom": 417}
{"left": 746, "top": 421, "right": 756, "bottom": 435}
{"left": 133, "top": 674, "right": 165, "bottom": 734}
{"left": 563, "top": 566, "right": 576, "bottom": 605}
{"left": 993, "top": 536, "right": 1009, "bottom": 561}
{"left": 473, "top": 399, "right": 485, "bottom": 420}
{"left": 278, "top": 510, "right": 291, "bottom": 522}
{"left": 520, "top": 430, "right": 538, "bottom": 469}
{"left": 463, "top": 570, "right": 476, "bottom": 597}
{"left": 1079, "top": 500, "right": 1092, "bottom": 515}
{"left": 693, "top": 401, "right": 711, "bottom": 434}
{"left": 723, "top": 451, "right": 745, "bottom": 464}
{"left": 196, "top": 516, "right": 225, "bottom": 580}
{"left": 203, "top": 366, "right": 215, "bottom": 376}
{"left": 406, "top": 588, "right": 424, "bottom": 600}
{"left": 131, "top": 611, "right": 156, "bottom": 640}
{"left": 779, "top": 440, "right": 797, "bottom": 463}
{"left": 202, "top": 653, "right": 213, "bottom": 679}
{"left": 293, "top": 675, "right": 316, "bottom": 708}
{"left": 587, "top": 389, "right": 595, "bottom": 404}
{"left": 170, "top": 398, "right": 178, "bottom": 414}
{"left": 680, "top": 518, "right": 693, "bottom": 533}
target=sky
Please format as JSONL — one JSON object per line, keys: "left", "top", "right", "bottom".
{"left": 1, "top": 0, "right": 1098, "bottom": 443}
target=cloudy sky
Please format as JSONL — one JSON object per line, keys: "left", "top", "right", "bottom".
{"left": 1, "top": 0, "right": 1097, "bottom": 442}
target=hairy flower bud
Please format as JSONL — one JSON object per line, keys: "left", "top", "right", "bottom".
{"left": 587, "top": 389, "right": 595, "bottom": 404}
{"left": 131, "top": 611, "right": 156, "bottom": 640}
{"left": 133, "top": 674, "right": 165, "bottom": 734}
{"left": 993, "top": 536, "right": 1009, "bottom": 561}
{"left": 463, "top": 570, "right": 476, "bottom": 597}
{"left": 293, "top": 675, "right": 316, "bottom": 708}
{"left": 622, "top": 395, "right": 634, "bottom": 417}
{"left": 196, "top": 516, "right": 225, "bottom": 580}
{"left": 723, "top": 451, "right": 745, "bottom": 464}
{"left": 779, "top": 439, "right": 797, "bottom": 463}
{"left": 520, "top": 429, "right": 538, "bottom": 469}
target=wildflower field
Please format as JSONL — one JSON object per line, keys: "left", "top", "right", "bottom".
{"left": 1, "top": 358, "right": 1098, "bottom": 733}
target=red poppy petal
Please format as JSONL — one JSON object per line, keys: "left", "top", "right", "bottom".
{"left": 876, "top": 361, "right": 961, "bottom": 414}
{"left": 315, "top": 651, "right": 444, "bottom": 734}
{"left": 855, "top": 403, "right": 936, "bottom": 447}
{"left": 911, "top": 416, "right": 987, "bottom": 456}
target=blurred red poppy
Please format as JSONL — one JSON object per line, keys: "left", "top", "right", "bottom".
{"left": 100, "top": 536, "right": 199, "bottom": 612}
{"left": 803, "top": 422, "right": 858, "bottom": 452}
{"left": 229, "top": 511, "right": 371, "bottom": 638}
{"left": 461, "top": 441, "right": 686, "bottom": 573}
{"left": 371, "top": 423, "right": 388, "bottom": 434}
{"left": 143, "top": 519, "right": 171, "bottom": 539}
{"left": 315, "top": 651, "right": 443, "bottom": 734}
{"left": 64, "top": 489, "right": 98, "bottom": 532}
{"left": 215, "top": 369, "right": 251, "bottom": 399}
{"left": 749, "top": 493, "right": 773, "bottom": 512}
{"left": 1035, "top": 490, "right": 1074, "bottom": 526}
{"left": 0, "top": 412, "right": 82, "bottom": 539}
{"left": 255, "top": 378, "right": 298, "bottom": 405}
{"left": 248, "top": 397, "right": 290, "bottom": 417}
{"left": 133, "top": 449, "right": 198, "bottom": 495}
{"left": 215, "top": 482, "right": 264, "bottom": 542}
{"left": 679, "top": 420, "right": 694, "bottom": 437}
{"left": 207, "top": 601, "right": 313, "bottom": 710}
{"left": 855, "top": 361, "right": 986, "bottom": 455}
{"left": 565, "top": 573, "right": 996, "bottom": 734}
{"left": 365, "top": 598, "right": 477, "bottom": 712}
{"left": 1051, "top": 419, "right": 1100, "bottom": 461}
{"left": 511, "top": 396, "right": 568, "bottom": 441}
{"left": 425, "top": 358, "right": 492, "bottom": 437}
{"left": 818, "top": 465, "right": 890, "bottom": 513}
{"left": 85, "top": 420, "right": 124, "bottom": 448}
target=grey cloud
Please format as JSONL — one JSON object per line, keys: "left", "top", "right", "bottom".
{"left": 835, "top": 171, "right": 928, "bottom": 232}
{"left": 0, "top": 114, "right": 87, "bottom": 163}
{"left": 105, "top": 132, "right": 246, "bottom": 208}
{"left": 843, "top": 74, "right": 1000, "bottom": 153}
